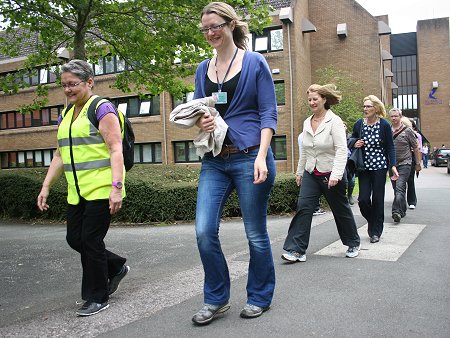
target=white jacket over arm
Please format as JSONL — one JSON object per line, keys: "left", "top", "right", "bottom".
{"left": 170, "top": 97, "right": 228, "bottom": 158}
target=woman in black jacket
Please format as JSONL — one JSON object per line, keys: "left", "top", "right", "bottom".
{"left": 351, "top": 95, "right": 398, "bottom": 243}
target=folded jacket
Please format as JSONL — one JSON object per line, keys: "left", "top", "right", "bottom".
{"left": 169, "top": 97, "right": 228, "bottom": 158}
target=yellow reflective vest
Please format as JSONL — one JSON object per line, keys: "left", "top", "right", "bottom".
{"left": 58, "top": 95, "right": 126, "bottom": 205}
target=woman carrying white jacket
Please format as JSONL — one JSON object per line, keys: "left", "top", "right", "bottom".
{"left": 281, "top": 84, "right": 361, "bottom": 262}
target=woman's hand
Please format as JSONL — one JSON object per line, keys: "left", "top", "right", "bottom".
{"left": 295, "top": 175, "right": 302, "bottom": 186}
{"left": 196, "top": 113, "right": 216, "bottom": 133}
{"left": 109, "top": 189, "right": 123, "bottom": 215}
{"left": 253, "top": 155, "right": 269, "bottom": 184}
{"left": 37, "top": 186, "right": 50, "bottom": 211}
{"left": 390, "top": 166, "right": 399, "bottom": 181}
{"left": 354, "top": 139, "right": 365, "bottom": 148}
{"left": 328, "top": 177, "right": 339, "bottom": 189}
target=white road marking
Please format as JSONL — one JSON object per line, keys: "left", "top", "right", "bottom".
{"left": 314, "top": 223, "right": 426, "bottom": 261}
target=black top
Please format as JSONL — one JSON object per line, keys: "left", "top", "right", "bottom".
{"left": 205, "top": 71, "right": 241, "bottom": 118}
{"left": 205, "top": 62, "right": 241, "bottom": 145}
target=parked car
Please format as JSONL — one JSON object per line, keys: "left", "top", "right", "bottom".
{"left": 431, "top": 148, "right": 450, "bottom": 167}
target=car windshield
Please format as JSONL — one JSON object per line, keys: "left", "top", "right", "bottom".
{"left": 440, "top": 149, "right": 450, "bottom": 156}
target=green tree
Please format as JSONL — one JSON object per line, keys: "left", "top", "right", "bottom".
{"left": 0, "top": 0, "right": 271, "bottom": 112}
{"left": 315, "top": 66, "right": 365, "bottom": 130}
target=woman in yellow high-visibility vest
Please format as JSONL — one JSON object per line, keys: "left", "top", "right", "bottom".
{"left": 37, "top": 59, "right": 129, "bottom": 317}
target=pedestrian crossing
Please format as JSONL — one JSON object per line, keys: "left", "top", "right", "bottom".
{"left": 314, "top": 223, "right": 426, "bottom": 261}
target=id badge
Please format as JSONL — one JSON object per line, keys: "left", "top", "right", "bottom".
{"left": 212, "top": 91, "right": 227, "bottom": 104}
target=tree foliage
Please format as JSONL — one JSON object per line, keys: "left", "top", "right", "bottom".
{"left": 315, "top": 66, "right": 365, "bottom": 129}
{"left": 0, "top": 0, "right": 271, "bottom": 111}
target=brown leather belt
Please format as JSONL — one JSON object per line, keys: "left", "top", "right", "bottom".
{"left": 219, "top": 144, "right": 259, "bottom": 157}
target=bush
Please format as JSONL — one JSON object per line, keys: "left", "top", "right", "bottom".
{"left": 0, "top": 166, "right": 299, "bottom": 223}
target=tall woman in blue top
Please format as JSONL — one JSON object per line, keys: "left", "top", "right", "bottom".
{"left": 351, "top": 95, "right": 398, "bottom": 243}
{"left": 191, "top": 2, "right": 277, "bottom": 325}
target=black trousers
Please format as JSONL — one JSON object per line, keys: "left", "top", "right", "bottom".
{"left": 66, "top": 198, "right": 126, "bottom": 303}
{"left": 283, "top": 171, "right": 360, "bottom": 254}
{"left": 358, "top": 169, "right": 387, "bottom": 237}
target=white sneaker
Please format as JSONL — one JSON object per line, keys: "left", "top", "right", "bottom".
{"left": 281, "top": 251, "right": 306, "bottom": 262}
{"left": 345, "top": 245, "right": 361, "bottom": 258}
{"left": 313, "top": 208, "right": 326, "bottom": 216}
{"left": 409, "top": 205, "right": 416, "bottom": 209}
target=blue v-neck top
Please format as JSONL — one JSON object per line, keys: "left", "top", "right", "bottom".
{"left": 194, "top": 51, "right": 278, "bottom": 150}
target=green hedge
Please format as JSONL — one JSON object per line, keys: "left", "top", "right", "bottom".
{"left": 0, "top": 166, "right": 300, "bottom": 223}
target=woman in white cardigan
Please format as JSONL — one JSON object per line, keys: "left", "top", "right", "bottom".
{"left": 282, "top": 84, "right": 361, "bottom": 262}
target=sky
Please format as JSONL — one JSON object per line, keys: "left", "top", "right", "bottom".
{"left": 356, "top": 0, "right": 450, "bottom": 34}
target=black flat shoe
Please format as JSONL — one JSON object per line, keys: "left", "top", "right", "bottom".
{"left": 370, "top": 235, "right": 380, "bottom": 243}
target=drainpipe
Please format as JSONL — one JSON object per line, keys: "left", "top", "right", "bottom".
{"left": 287, "top": 22, "right": 295, "bottom": 173}
{"left": 162, "top": 92, "right": 168, "bottom": 164}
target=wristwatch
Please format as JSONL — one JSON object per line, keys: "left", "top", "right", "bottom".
{"left": 112, "top": 181, "right": 123, "bottom": 189}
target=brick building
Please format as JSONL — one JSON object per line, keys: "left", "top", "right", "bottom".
{"left": 1, "top": 0, "right": 448, "bottom": 172}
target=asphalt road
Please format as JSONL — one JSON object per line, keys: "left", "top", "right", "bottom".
{"left": 1, "top": 165, "right": 449, "bottom": 337}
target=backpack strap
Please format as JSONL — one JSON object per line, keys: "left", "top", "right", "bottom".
{"left": 86, "top": 96, "right": 124, "bottom": 131}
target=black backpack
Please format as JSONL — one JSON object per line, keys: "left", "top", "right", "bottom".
{"left": 63, "top": 96, "right": 135, "bottom": 171}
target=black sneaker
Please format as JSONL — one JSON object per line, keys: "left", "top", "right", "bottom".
{"left": 240, "top": 303, "right": 270, "bottom": 318}
{"left": 108, "top": 265, "right": 130, "bottom": 296}
{"left": 77, "top": 301, "right": 109, "bottom": 316}
{"left": 192, "top": 303, "right": 230, "bottom": 325}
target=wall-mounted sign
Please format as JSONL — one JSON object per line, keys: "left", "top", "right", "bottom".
{"left": 425, "top": 86, "right": 443, "bottom": 105}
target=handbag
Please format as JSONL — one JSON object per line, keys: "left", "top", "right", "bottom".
{"left": 346, "top": 119, "right": 365, "bottom": 176}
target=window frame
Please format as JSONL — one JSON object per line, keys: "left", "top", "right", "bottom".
{"left": 247, "top": 26, "right": 284, "bottom": 53}
{"left": 271, "top": 135, "right": 287, "bottom": 160}
{"left": 173, "top": 141, "right": 201, "bottom": 163}
{"left": 133, "top": 142, "right": 163, "bottom": 164}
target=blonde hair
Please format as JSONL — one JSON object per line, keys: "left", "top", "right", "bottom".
{"left": 201, "top": 2, "right": 249, "bottom": 50}
{"left": 307, "top": 84, "right": 341, "bottom": 109}
{"left": 364, "top": 95, "right": 386, "bottom": 117}
{"left": 401, "top": 116, "right": 412, "bottom": 127}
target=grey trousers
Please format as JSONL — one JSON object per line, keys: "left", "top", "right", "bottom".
{"left": 391, "top": 164, "right": 412, "bottom": 217}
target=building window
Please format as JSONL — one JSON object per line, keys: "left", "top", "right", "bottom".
{"left": 1, "top": 66, "right": 59, "bottom": 90}
{"left": 174, "top": 141, "right": 200, "bottom": 163}
{"left": 133, "top": 143, "right": 162, "bottom": 164}
{"left": 274, "top": 81, "right": 285, "bottom": 106}
{"left": 271, "top": 135, "right": 287, "bottom": 160}
{"left": 0, "top": 106, "right": 62, "bottom": 130}
{"left": 110, "top": 95, "right": 160, "bottom": 117}
{"left": 92, "top": 55, "right": 128, "bottom": 75}
{"left": 247, "top": 27, "right": 283, "bottom": 53}
{"left": 0, "top": 149, "right": 56, "bottom": 169}
{"left": 392, "top": 55, "right": 418, "bottom": 118}
{"left": 173, "top": 92, "right": 194, "bottom": 108}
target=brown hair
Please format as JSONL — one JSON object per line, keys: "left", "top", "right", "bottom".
{"left": 201, "top": 2, "right": 249, "bottom": 50}
{"left": 307, "top": 84, "right": 341, "bottom": 110}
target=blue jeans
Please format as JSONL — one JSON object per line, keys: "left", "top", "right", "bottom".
{"left": 195, "top": 147, "right": 276, "bottom": 308}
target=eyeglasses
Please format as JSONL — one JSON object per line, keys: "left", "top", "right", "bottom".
{"left": 199, "top": 22, "right": 228, "bottom": 34}
{"left": 61, "top": 81, "right": 84, "bottom": 89}
{"left": 363, "top": 105, "right": 374, "bottom": 109}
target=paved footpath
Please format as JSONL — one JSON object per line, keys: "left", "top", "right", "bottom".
{"left": 1, "top": 166, "right": 449, "bottom": 337}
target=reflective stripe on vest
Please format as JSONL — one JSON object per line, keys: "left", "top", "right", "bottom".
{"left": 63, "top": 159, "right": 111, "bottom": 172}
